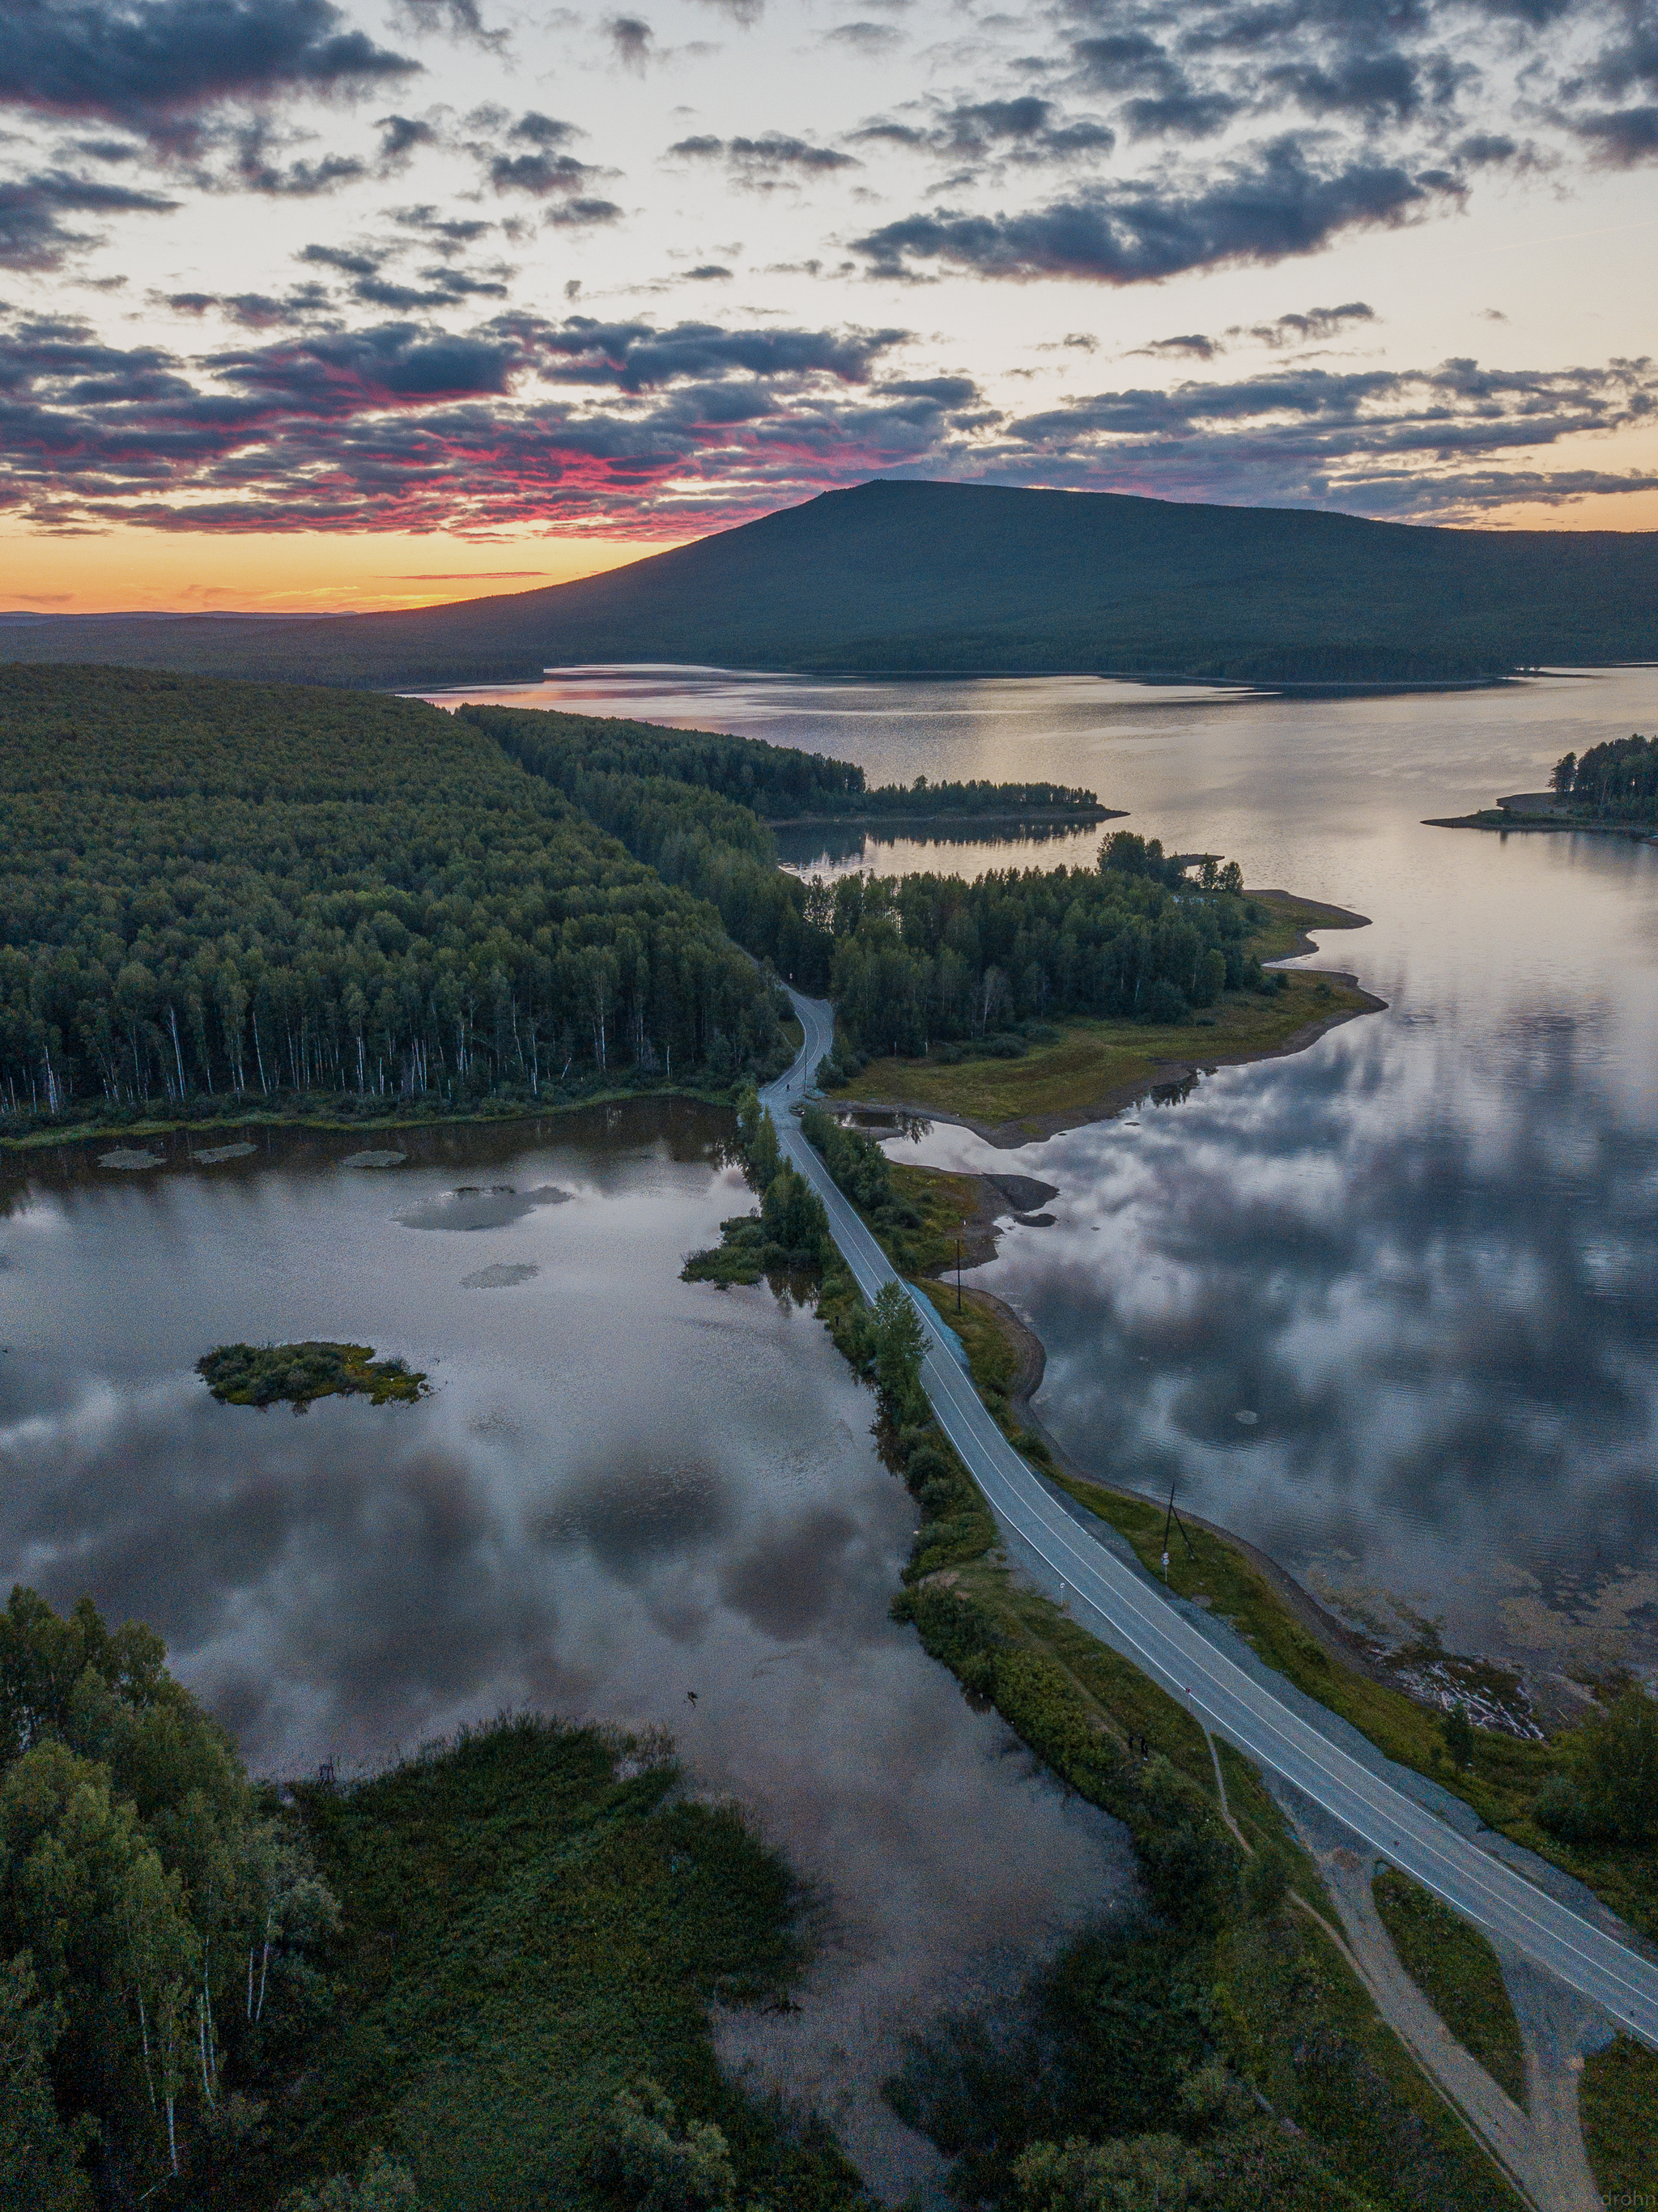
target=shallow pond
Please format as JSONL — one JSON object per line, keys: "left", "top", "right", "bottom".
{"left": 431, "top": 666, "right": 1658, "bottom": 1694}
{"left": 0, "top": 1103, "right": 1131, "bottom": 2199}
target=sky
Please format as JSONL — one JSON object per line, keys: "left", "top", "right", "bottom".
{"left": 2, "top": 0, "right": 1658, "bottom": 611}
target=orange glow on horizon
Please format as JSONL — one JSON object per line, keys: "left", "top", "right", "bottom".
{"left": 2, "top": 484, "right": 1656, "bottom": 619}
{"left": 0, "top": 528, "right": 681, "bottom": 617}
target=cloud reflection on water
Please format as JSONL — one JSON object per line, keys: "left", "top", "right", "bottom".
{"left": 0, "top": 1111, "right": 1131, "bottom": 2202}
{"left": 925, "top": 1006, "right": 1658, "bottom": 1678}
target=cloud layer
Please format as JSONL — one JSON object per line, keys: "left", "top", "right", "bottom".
{"left": 0, "top": 0, "right": 1653, "bottom": 544}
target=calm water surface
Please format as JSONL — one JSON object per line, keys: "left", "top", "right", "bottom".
{"left": 433, "top": 666, "right": 1658, "bottom": 1688}
{"left": 0, "top": 1104, "right": 1129, "bottom": 2197}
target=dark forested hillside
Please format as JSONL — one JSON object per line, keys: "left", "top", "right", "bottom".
{"left": 6, "top": 480, "right": 1657, "bottom": 688}
{"left": 0, "top": 666, "right": 782, "bottom": 1121}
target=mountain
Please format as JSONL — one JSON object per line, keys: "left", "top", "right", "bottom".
{"left": 6, "top": 479, "right": 1656, "bottom": 689}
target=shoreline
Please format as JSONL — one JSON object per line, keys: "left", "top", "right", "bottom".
{"left": 0, "top": 1078, "right": 735, "bottom": 1157}
{"left": 762, "top": 804, "right": 1124, "bottom": 830}
{"left": 952, "top": 1280, "right": 1496, "bottom": 1709}
{"left": 1426, "top": 810, "right": 1657, "bottom": 840}
{"left": 841, "top": 974, "right": 1387, "bottom": 1149}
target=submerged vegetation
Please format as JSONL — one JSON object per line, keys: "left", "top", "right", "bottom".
{"left": 197, "top": 1342, "right": 429, "bottom": 1410}
{"left": 0, "top": 1590, "right": 865, "bottom": 2211}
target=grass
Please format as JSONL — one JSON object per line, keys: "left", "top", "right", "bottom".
{"left": 840, "top": 968, "right": 1373, "bottom": 1135}
{"left": 258, "top": 1716, "right": 866, "bottom": 2211}
{"left": 836, "top": 886, "right": 1375, "bottom": 1136}
{"left": 883, "top": 1159, "right": 986, "bottom": 1280}
{"left": 1371, "top": 1869, "right": 1526, "bottom": 2105}
{"left": 1579, "top": 2035, "right": 1658, "bottom": 2201}
{"left": 0, "top": 1075, "right": 744, "bottom": 1153}
{"left": 196, "top": 1340, "right": 429, "bottom": 1409}
{"left": 1243, "top": 887, "right": 1371, "bottom": 962}
{"left": 891, "top": 1556, "right": 1522, "bottom": 2212}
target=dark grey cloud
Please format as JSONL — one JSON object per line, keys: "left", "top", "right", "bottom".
{"left": 826, "top": 20, "right": 905, "bottom": 53}
{"left": 0, "top": 167, "right": 177, "bottom": 269}
{"left": 376, "top": 112, "right": 441, "bottom": 168}
{"left": 851, "top": 95, "right": 1115, "bottom": 168}
{"left": 855, "top": 139, "right": 1456, "bottom": 283}
{"left": 0, "top": 0, "right": 414, "bottom": 146}
{"left": 1134, "top": 331, "right": 1222, "bottom": 359}
{"left": 1265, "top": 53, "right": 1426, "bottom": 123}
{"left": 1253, "top": 298, "right": 1375, "bottom": 344}
{"left": 296, "top": 238, "right": 512, "bottom": 308}
{"left": 2, "top": 292, "right": 1648, "bottom": 541}
{"left": 159, "top": 282, "right": 330, "bottom": 325}
{"left": 684, "top": 262, "right": 733, "bottom": 279}
{"left": 393, "top": 0, "right": 508, "bottom": 52}
{"left": 1129, "top": 300, "right": 1373, "bottom": 361}
{"left": 672, "top": 131, "right": 861, "bottom": 177}
{"left": 605, "top": 15, "right": 653, "bottom": 70}
{"left": 1120, "top": 90, "right": 1239, "bottom": 139}
{"left": 0, "top": 304, "right": 943, "bottom": 536}
{"left": 1572, "top": 104, "right": 1658, "bottom": 161}
{"left": 389, "top": 203, "right": 495, "bottom": 249}
{"left": 984, "top": 352, "right": 1658, "bottom": 517}
{"left": 483, "top": 112, "right": 605, "bottom": 198}
{"left": 226, "top": 123, "right": 365, "bottom": 194}
{"left": 546, "top": 196, "right": 623, "bottom": 227}
{"left": 538, "top": 314, "right": 904, "bottom": 391}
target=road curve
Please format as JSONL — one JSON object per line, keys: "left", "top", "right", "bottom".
{"left": 763, "top": 989, "right": 1658, "bottom": 2048}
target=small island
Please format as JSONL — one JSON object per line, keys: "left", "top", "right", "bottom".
{"left": 1428, "top": 733, "right": 1657, "bottom": 836}
{"left": 197, "top": 1340, "right": 429, "bottom": 1409}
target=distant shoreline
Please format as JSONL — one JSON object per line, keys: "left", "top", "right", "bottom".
{"left": 1427, "top": 808, "right": 1656, "bottom": 839}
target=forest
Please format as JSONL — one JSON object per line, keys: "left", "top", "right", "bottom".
{"left": 1551, "top": 733, "right": 1658, "bottom": 822}
{"left": 821, "top": 832, "right": 1261, "bottom": 1057}
{"left": 0, "top": 668, "right": 787, "bottom": 1123}
{"left": 0, "top": 670, "right": 1256, "bottom": 1131}
{"left": 461, "top": 703, "right": 1100, "bottom": 823}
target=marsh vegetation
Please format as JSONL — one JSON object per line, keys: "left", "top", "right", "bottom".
{"left": 196, "top": 1342, "right": 429, "bottom": 1410}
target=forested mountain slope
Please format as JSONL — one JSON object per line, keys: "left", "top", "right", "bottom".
{"left": 6, "top": 480, "right": 1656, "bottom": 688}
{"left": 0, "top": 666, "right": 784, "bottom": 1118}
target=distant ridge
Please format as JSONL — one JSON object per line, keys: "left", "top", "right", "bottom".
{"left": 6, "top": 479, "right": 1656, "bottom": 689}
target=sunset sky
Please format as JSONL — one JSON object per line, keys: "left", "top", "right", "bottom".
{"left": 4, "top": 0, "right": 1658, "bottom": 612}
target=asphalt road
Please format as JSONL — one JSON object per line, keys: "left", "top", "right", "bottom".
{"left": 763, "top": 989, "right": 1658, "bottom": 2048}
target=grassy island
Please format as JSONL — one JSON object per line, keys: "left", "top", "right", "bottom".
{"left": 197, "top": 1340, "right": 429, "bottom": 1409}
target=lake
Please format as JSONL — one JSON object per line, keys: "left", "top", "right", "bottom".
{"left": 0, "top": 1103, "right": 1130, "bottom": 2198}
{"left": 430, "top": 666, "right": 1658, "bottom": 1700}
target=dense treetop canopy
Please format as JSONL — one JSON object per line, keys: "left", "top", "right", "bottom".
{"left": 0, "top": 666, "right": 783, "bottom": 1118}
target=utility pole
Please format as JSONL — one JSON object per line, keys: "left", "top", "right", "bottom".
{"left": 1163, "top": 1482, "right": 1197, "bottom": 1581}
